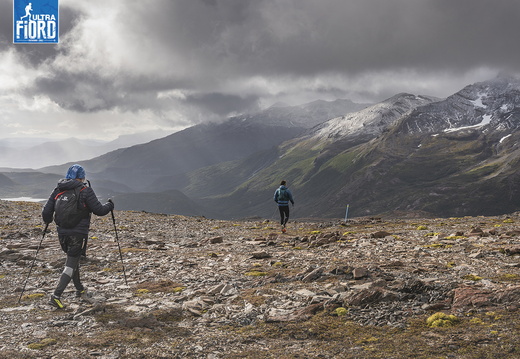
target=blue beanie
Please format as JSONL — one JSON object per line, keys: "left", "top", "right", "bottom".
{"left": 65, "top": 164, "right": 86, "bottom": 179}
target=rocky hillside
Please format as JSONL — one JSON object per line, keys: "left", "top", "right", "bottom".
{"left": 192, "top": 77, "right": 520, "bottom": 219}
{"left": 1, "top": 200, "right": 520, "bottom": 358}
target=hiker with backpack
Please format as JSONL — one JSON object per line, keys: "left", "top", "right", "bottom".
{"left": 41, "top": 164, "right": 114, "bottom": 309}
{"left": 273, "top": 180, "right": 294, "bottom": 232}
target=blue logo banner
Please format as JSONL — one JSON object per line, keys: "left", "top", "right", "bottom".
{"left": 13, "top": 0, "right": 59, "bottom": 44}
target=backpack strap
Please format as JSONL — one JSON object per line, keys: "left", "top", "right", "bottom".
{"left": 54, "top": 191, "right": 66, "bottom": 201}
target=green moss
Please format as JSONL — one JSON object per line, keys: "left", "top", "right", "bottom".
{"left": 425, "top": 232, "right": 440, "bottom": 237}
{"left": 462, "top": 274, "right": 483, "bottom": 281}
{"left": 334, "top": 307, "right": 348, "bottom": 316}
{"left": 470, "top": 318, "right": 484, "bottom": 325}
{"left": 245, "top": 271, "right": 268, "bottom": 276}
{"left": 426, "top": 312, "right": 460, "bottom": 327}
{"left": 417, "top": 225, "right": 428, "bottom": 230}
{"left": 22, "top": 293, "right": 45, "bottom": 301}
{"left": 27, "top": 338, "right": 57, "bottom": 350}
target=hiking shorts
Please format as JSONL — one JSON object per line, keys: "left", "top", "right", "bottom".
{"left": 59, "top": 235, "right": 87, "bottom": 257}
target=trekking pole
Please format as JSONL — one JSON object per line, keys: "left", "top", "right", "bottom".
{"left": 18, "top": 222, "right": 49, "bottom": 304}
{"left": 110, "top": 210, "right": 128, "bottom": 285}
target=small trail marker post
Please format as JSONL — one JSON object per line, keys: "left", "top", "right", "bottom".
{"left": 344, "top": 204, "right": 350, "bottom": 222}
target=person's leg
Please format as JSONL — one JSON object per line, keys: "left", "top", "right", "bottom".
{"left": 281, "top": 206, "right": 290, "bottom": 227}
{"left": 72, "top": 264, "right": 84, "bottom": 291}
{"left": 54, "top": 254, "right": 81, "bottom": 297}
{"left": 51, "top": 236, "right": 85, "bottom": 304}
{"left": 278, "top": 206, "right": 285, "bottom": 226}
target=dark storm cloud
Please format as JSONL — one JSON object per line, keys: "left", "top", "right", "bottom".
{"left": 128, "top": 0, "right": 520, "bottom": 76}
{"left": 3, "top": 0, "right": 519, "bottom": 125}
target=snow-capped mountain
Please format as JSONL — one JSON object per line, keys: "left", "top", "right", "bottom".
{"left": 397, "top": 76, "right": 520, "bottom": 136}
{"left": 314, "top": 93, "right": 438, "bottom": 140}
{"left": 233, "top": 98, "right": 371, "bottom": 129}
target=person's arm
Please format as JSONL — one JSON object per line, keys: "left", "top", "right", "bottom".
{"left": 83, "top": 187, "right": 114, "bottom": 216}
{"left": 274, "top": 189, "right": 279, "bottom": 203}
{"left": 41, "top": 188, "right": 58, "bottom": 224}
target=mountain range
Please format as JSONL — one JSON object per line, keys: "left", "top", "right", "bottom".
{"left": 1, "top": 76, "right": 519, "bottom": 219}
{"left": 0, "top": 130, "right": 171, "bottom": 169}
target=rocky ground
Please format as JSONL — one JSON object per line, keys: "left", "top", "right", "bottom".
{"left": 1, "top": 200, "right": 520, "bottom": 359}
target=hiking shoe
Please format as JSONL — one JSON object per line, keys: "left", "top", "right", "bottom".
{"left": 76, "top": 288, "right": 97, "bottom": 303}
{"left": 76, "top": 288, "right": 86, "bottom": 298}
{"left": 49, "top": 295, "right": 65, "bottom": 309}
{"left": 76, "top": 288, "right": 93, "bottom": 299}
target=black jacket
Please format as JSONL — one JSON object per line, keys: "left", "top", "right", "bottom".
{"left": 42, "top": 179, "right": 114, "bottom": 236}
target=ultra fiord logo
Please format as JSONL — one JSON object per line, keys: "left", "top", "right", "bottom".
{"left": 13, "top": 0, "right": 59, "bottom": 43}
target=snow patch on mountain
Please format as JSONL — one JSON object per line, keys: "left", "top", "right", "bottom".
{"left": 444, "top": 114, "right": 492, "bottom": 133}
{"left": 470, "top": 93, "right": 487, "bottom": 109}
{"left": 500, "top": 134, "right": 512, "bottom": 143}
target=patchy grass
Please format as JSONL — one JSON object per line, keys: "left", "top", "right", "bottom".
{"left": 222, "top": 309, "right": 520, "bottom": 358}
{"left": 245, "top": 270, "right": 268, "bottom": 277}
{"left": 493, "top": 273, "right": 520, "bottom": 283}
{"left": 462, "top": 274, "right": 483, "bottom": 281}
{"left": 27, "top": 338, "right": 57, "bottom": 350}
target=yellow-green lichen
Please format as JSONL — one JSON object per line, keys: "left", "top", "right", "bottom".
{"left": 22, "top": 293, "right": 45, "bottom": 301}
{"left": 334, "top": 307, "right": 348, "bottom": 316}
{"left": 27, "top": 338, "right": 57, "bottom": 350}
{"left": 245, "top": 271, "right": 268, "bottom": 276}
{"left": 426, "top": 312, "right": 460, "bottom": 327}
{"left": 462, "top": 274, "right": 483, "bottom": 281}
{"left": 470, "top": 318, "right": 484, "bottom": 325}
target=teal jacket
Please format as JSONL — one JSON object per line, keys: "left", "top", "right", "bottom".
{"left": 274, "top": 185, "right": 294, "bottom": 207}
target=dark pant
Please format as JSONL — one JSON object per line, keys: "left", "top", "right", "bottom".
{"left": 54, "top": 235, "right": 87, "bottom": 297}
{"left": 278, "top": 206, "right": 290, "bottom": 226}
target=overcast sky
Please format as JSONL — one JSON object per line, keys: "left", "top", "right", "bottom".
{"left": 1, "top": 0, "right": 519, "bottom": 141}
